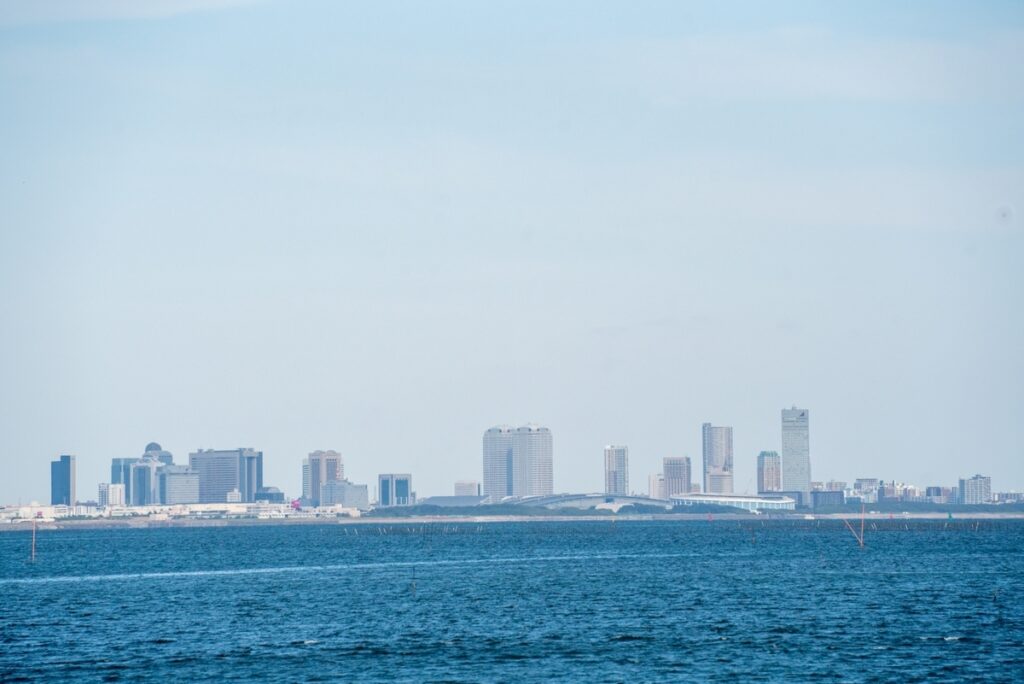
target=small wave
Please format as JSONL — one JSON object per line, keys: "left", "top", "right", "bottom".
{"left": 0, "top": 551, "right": 692, "bottom": 586}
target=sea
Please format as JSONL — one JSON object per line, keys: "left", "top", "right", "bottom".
{"left": 1, "top": 519, "right": 1022, "bottom": 682}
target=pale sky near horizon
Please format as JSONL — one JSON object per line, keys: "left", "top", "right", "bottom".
{"left": 1, "top": 1, "right": 1022, "bottom": 504}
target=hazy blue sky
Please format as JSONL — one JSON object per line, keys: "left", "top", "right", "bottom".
{"left": 1, "top": 1, "right": 1022, "bottom": 504}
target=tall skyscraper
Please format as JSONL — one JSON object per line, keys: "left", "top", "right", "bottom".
{"left": 482, "top": 424, "right": 553, "bottom": 500}
{"left": 131, "top": 454, "right": 163, "bottom": 506}
{"left": 663, "top": 456, "right": 692, "bottom": 497}
{"left": 604, "top": 445, "right": 629, "bottom": 495}
{"left": 189, "top": 448, "right": 264, "bottom": 503}
{"left": 303, "top": 450, "right": 344, "bottom": 506}
{"left": 702, "top": 424, "right": 734, "bottom": 494}
{"left": 378, "top": 473, "right": 413, "bottom": 506}
{"left": 482, "top": 426, "right": 514, "bottom": 501}
{"left": 110, "top": 457, "right": 135, "bottom": 503}
{"left": 757, "top": 451, "right": 782, "bottom": 493}
{"left": 781, "top": 407, "right": 811, "bottom": 504}
{"left": 50, "top": 454, "right": 76, "bottom": 506}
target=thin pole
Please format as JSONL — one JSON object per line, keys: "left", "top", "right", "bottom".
{"left": 30, "top": 518, "right": 37, "bottom": 562}
{"left": 860, "top": 503, "right": 866, "bottom": 547}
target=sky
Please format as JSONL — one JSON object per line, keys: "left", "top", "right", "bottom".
{"left": 1, "top": 0, "right": 1022, "bottom": 504}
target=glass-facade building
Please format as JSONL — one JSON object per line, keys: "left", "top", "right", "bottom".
{"left": 781, "top": 407, "right": 811, "bottom": 503}
{"left": 378, "top": 473, "right": 413, "bottom": 507}
{"left": 189, "top": 448, "right": 264, "bottom": 503}
{"left": 482, "top": 424, "right": 554, "bottom": 501}
{"left": 50, "top": 454, "right": 76, "bottom": 506}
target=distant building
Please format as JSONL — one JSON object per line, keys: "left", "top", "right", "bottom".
{"left": 304, "top": 450, "right": 344, "bottom": 506}
{"left": 826, "top": 480, "right": 847, "bottom": 492}
{"left": 648, "top": 473, "right": 665, "bottom": 500}
{"left": 811, "top": 490, "right": 844, "bottom": 509}
{"left": 702, "top": 424, "right": 733, "bottom": 494}
{"left": 378, "top": 473, "right": 413, "bottom": 507}
{"left": 781, "top": 407, "right": 811, "bottom": 505}
{"left": 671, "top": 492, "right": 796, "bottom": 512}
{"left": 959, "top": 475, "right": 992, "bottom": 505}
{"left": 189, "top": 448, "right": 263, "bottom": 503}
{"left": 417, "top": 495, "right": 487, "bottom": 508}
{"left": 131, "top": 454, "right": 163, "bottom": 506}
{"left": 110, "top": 458, "right": 136, "bottom": 503}
{"left": 604, "top": 445, "right": 629, "bottom": 495}
{"left": 98, "top": 483, "right": 111, "bottom": 507}
{"left": 50, "top": 454, "right": 76, "bottom": 506}
{"left": 454, "top": 481, "right": 480, "bottom": 497}
{"left": 159, "top": 465, "right": 200, "bottom": 505}
{"left": 321, "top": 480, "right": 369, "bottom": 509}
{"left": 256, "top": 487, "right": 285, "bottom": 503}
{"left": 757, "top": 451, "right": 781, "bottom": 493}
{"left": 143, "top": 442, "right": 174, "bottom": 466}
{"left": 482, "top": 424, "right": 553, "bottom": 501}
{"left": 663, "top": 457, "right": 691, "bottom": 497}
{"left": 107, "top": 483, "right": 125, "bottom": 507}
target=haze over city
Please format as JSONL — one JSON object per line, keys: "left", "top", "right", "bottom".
{"left": 2, "top": 1, "right": 1022, "bottom": 505}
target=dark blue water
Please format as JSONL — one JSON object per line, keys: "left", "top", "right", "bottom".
{"left": 2, "top": 520, "right": 1022, "bottom": 682}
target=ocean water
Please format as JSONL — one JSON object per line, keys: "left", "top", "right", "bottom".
{"left": 1, "top": 519, "right": 1022, "bottom": 682}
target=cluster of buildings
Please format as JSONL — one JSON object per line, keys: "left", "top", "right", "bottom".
{"left": 27, "top": 405, "right": 1019, "bottom": 519}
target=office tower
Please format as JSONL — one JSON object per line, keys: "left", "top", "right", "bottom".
{"left": 757, "top": 451, "right": 782, "bottom": 493}
{"left": 454, "top": 481, "right": 480, "bottom": 497}
{"left": 958, "top": 475, "right": 992, "bottom": 504}
{"left": 648, "top": 473, "right": 665, "bottom": 499}
{"left": 781, "top": 407, "right": 811, "bottom": 504}
{"left": 378, "top": 474, "right": 413, "bottom": 507}
{"left": 50, "top": 454, "right": 76, "bottom": 506}
{"left": 131, "top": 454, "right": 163, "bottom": 506}
{"left": 189, "top": 448, "right": 264, "bottom": 503}
{"left": 482, "top": 426, "right": 514, "bottom": 501}
{"left": 604, "top": 445, "right": 629, "bottom": 495}
{"left": 159, "top": 465, "right": 200, "bottom": 504}
{"left": 702, "top": 423, "right": 734, "bottom": 494}
{"left": 663, "top": 457, "right": 692, "bottom": 497}
{"left": 303, "top": 450, "right": 344, "bottom": 506}
{"left": 482, "top": 424, "right": 554, "bottom": 500}
{"left": 512, "top": 425, "right": 553, "bottom": 497}
{"left": 110, "top": 457, "right": 136, "bottom": 503}
{"left": 321, "top": 480, "right": 369, "bottom": 509}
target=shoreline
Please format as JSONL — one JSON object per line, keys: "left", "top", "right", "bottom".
{"left": 3, "top": 510, "right": 1024, "bottom": 532}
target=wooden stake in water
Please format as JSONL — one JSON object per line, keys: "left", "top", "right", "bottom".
{"left": 842, "top": 504, "right": 866, "bottom": 548}
{"left": 30, "top": 518, "right": 37, "bottom": 562}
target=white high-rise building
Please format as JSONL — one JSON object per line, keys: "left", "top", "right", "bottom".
{"left": 303, "top": 450, "right": 344, "bottom": 506}
{"left": 604, "top": 445, "right": 629, "bottom": 495}
{"left": 663, "top": 457, "right": 692, "bottom": 497}
{"left": 781, "top": 407, "right": 811, "bottom": 504}
{"left": 648, "top": 473, "right": 665, "bottom": 499}
{"left": 958, "top": 475, "right": 992, "bottom": 504}
{"left": 454, "top": 481, "right": 480, "bottom": 496}
{"left": 482, "top": 424, "right": 553, "bottom": 500}
{"left": 702, "top": 423, "right": 734, "bottom": 494}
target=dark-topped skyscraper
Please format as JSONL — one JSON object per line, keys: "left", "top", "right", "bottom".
{"left": 702, "top": 423, "right": 734, "bottom": 494}
{"left": 781, "top": 407, "right": 811, "bottom": 505}
{"left": 482, "top": 424, "right": 553, "bottom": 501}
{"left": 50, "top": 454, "right": 76, "bottom": 506}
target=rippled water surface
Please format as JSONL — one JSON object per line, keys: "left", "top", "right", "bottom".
{"left": 2, "top": 520, "right": 1022, "bottom": 682}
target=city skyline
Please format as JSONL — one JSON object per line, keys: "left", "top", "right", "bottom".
{"left": 16, "top": 405, "right": 1023, "bottom": 507}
